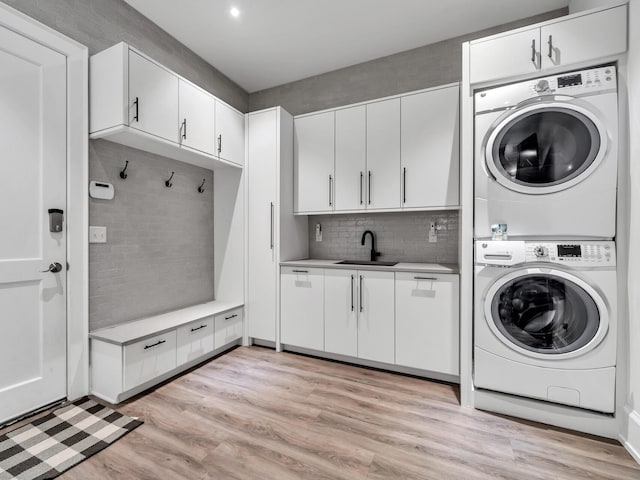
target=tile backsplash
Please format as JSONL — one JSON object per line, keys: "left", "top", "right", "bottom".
{"left": 308, "top": 211, "right": 458, "bottom": 264}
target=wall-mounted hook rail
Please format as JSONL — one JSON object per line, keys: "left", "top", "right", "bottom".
{"left": 198, "top": 178, "right": 206, "bottom": 193}
{"left": 119, "top": 160, "right": 129, "bottom": 179}
{"left": 165, "top": 171, "right": 174, "bottom": 188}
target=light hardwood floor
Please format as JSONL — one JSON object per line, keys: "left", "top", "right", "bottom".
{"left": 60, "top": 346, "right": 639, "bottom": 479}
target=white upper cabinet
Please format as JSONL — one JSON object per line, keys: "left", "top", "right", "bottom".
{"left": 469, "top": 4, "right": 627, "bottom": 85}
{"left": 401, "top": 85, "right": 460, "bottom": 209}
{"left": 469, "top": 28, "right": 540, "bottom": 85}
{"left": 366, "top": 99, "right": 401, "bottom": 210}
{"left": 215, "top": 100, "right": 245, "bottom": 166}
{"left": 178, "top": 79, "right": 215, "bottom": 155}
{"left": 294, "top": 111, "right": 335, "bottom": 213}
{"left": 540, "top": 5, "right": 627, "bottom": 70}
{"left": 129, "top": 51, "right": 179, "bottom": 143}
{"left": 335, "top": 106, "right": 367, "bottom": 211}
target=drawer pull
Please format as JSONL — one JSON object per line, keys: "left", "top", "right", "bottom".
{"left": 190, "top": 324, "right": 208, "bottom": 332}
{"left": 292, "top": 269, "right": 308, "bottom": 273}
{"left": 144, "top": 339, "right": 166, "bottom": 350}
{"left": 414, "top": 276, "right": 437, "bottom": 281}
{"left": 225, "top": 314, "right": 238, "bottom": 321}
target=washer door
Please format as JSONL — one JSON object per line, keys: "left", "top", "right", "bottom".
{"left": 485, "top": 99, "right": 608, "bottom": 195}
{"left": 484, "top": 268, "right": 609, "bottom": 360}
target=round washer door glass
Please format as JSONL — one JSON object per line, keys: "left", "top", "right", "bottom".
{"left": 492, "top": 107, "right": 601, "bottom": 188}
{"left": 491, "top": 274, "right": 600, "bottom": 354}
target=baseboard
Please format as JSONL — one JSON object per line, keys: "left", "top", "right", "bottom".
{"left": 620, "top": 406, "right": 640, "bottom": 464}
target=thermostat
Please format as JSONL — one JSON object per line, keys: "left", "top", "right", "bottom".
{"left": 89, "top": 181, "right": 115, "bottom": 200}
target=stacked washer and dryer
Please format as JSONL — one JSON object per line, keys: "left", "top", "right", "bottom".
{"left": 473, "top": 66, "right": 619, "bottom": 413}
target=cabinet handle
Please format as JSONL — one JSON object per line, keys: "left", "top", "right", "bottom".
{"left": 531, "top": 39, "right": 536, "bottom": 64}
{"left": 133, "top": 96, "right": 139, "bottom": 122}
{"left": 368, "top": 171, "right": 372, "bottom": 205}
{"left": 350, "top": 274, "right": 354, "bottom": 312}
{"left": 218, "top": 134, "right": 222, "bottom": 154}
{"left": 329, "top": 175, "right": 333, "bottom": 207}
{"left": 292, "top": 269, "right": 308, "bottom": 273}
{"left": 182, "top": 119, "right": 187, "bottom": 140}
{"left": 547, "top": 35, "right": 553, "bottom": 59}
{"left": 360, "top": 172, "right": 363, "bottom": 205}
{"left": 224, "top": 314, "right": 238, "bottom": 321}
{"left": 403, "top": 167, "right": 407, "bottom": 204}
{"left": 144, "top": 339, "right": 166, "bottom": 350}
{"left": 270, "top": 202, "right": 274, "bottom": 250}
{"left": 359, "top": 275, "right": 363, "bottom": 313}
{"left": 190, "top": 324, "right": 207, "bottom": 332}
{"left": 414, "top": 276, "right": 437, "bottom": 281}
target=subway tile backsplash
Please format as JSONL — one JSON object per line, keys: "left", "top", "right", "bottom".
{"left": 308, "top": 211, "right": 458, "bottom": 264}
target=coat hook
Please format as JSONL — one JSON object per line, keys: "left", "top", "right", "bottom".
{"left": 165, "top": 171, "right": 174, "bottom": 188}
{"left": 198, "top": 178, "right": 206, "bottom": 193}
{"left": 119, "top": 160, "right": 129, "bottom": 179}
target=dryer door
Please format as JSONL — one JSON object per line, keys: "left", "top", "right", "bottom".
{"left": 485, "top": 99, "right": 608, "bottom": 195}
{"left": 484, "top": 268, "right": 609, "bottom": 360}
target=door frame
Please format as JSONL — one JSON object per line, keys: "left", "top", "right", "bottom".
{"left": 0, "top": 4, "right": 89, "bottom": 400}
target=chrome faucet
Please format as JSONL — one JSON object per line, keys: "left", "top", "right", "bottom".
{"left": 361, "top": 230, "right": 381, "bottom": 262}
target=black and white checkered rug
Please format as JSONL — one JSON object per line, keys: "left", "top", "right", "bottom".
{"left": 0, "top": 397, "right": 142, "bottom": 479}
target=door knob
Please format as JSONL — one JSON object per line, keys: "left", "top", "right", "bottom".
{"left": 41, "top": 262, "right": 63, "bottom": 273}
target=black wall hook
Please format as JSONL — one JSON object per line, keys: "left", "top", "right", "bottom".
{"left": 198, "top": 178, "right": 206, "bottom": 193}
{"left": 165, "top": 171, "right": 175, "bottom": 188}
{"left": 119, "top": 160, "right": 129, "bottom": 179}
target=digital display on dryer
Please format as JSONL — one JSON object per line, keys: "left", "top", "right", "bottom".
{"left": 558, "top": 74, "right": 582, "bottom": 88}
{"left": 558, "top": 245, "right": 582, "bottom": 257}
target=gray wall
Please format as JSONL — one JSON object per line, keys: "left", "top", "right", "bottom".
{"left": 249, "top": 8, "right": 568, "bottom": 115}
{"left": 309, "top": 211, "right": 458, "bottom": 265}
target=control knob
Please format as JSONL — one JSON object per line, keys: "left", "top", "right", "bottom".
{"left": 533, "top": 245, "right": 548, "bottom": 258}
{"left": 535, "top": 79, "right": 550, "bottom": 93}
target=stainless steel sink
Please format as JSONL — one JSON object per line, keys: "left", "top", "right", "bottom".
{"left": 336, "top": 260, "right": 398, "bottom": 266}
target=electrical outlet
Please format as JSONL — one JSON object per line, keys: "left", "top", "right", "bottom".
{"left": 89, "top": 226, "right": 107, "bottom": 243}
{"left": 315, "top": 223, "right": 322, "bottom": 242}
{"left": 429, "top": 222, "right": 437, "bottom": 243}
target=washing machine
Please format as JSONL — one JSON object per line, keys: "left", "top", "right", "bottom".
{"left": 475, "top": 65, "right": 618, "bottom": 239}
{"left": 474, "top": 240, "right": 617, "bottom": 413}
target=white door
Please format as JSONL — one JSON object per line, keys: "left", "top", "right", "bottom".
{"left": 324, "top": 269, "right": 358, "bottom": 357}
{"left": 358, "top": 270, "right": 395, "bottom": 363}
{"left": 215, "top": 100, "right": 245, "bottom": 166}
{"left": 541, "top": 6, "right": 626, "bottom": 70}
{"left": 366, "top": 99, "right": 400, "bottom": 209}
{"left": 178, "top": 79, "right": 215, "bottom": 155}
{"left": 335, "top": 106, "right": 366, "bottom": 211}
{"left": 129, "top": 50, "right": 179, "bottom": 142}
{"left": 0, "top": 26, "right": 67, "bottom": 423}
{"left": 469, "top": 28, "right": 540, "bottom": 84}
{"left": 395, "top": 273, "right": 459, "bottom": 375}
{"left": 294, "top": 112, "right": 335, "bottom": 213}
{"left": 247, "top": 110, "right": 278, "bottom": 342}
{"left": 280, "top": 268, "right": 324, "bottom": 350}
{"left": 401, "top": 86, "right": 460, "bottom": 208}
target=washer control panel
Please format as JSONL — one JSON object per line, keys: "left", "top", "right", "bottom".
{"left": 525, "top": 241, "right": 615, "bottom": 266}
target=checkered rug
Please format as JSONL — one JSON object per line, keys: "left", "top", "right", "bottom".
{"left": 0, "top": 397, "right": 142, "bottom": 479}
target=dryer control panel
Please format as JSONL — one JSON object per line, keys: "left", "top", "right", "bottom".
{"left": 525, "top": 241, "right": 615, "bottom": 266}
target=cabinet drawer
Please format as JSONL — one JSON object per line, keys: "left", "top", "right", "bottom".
{"left": 124, "top": 331, "right": 177, "bottom": 391}
{"left": 177, "top": 317, "right": 214, "bottom": 366}
{"left": 215, "top": 308, "right": 243, "bottom": 349}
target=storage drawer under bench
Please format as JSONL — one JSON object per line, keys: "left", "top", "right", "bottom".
{"left": 124, "top": 331, "right": 177, "bottom": 391}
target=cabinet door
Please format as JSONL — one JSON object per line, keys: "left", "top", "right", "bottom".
{"left": 366, "top": 99, "right": 400, "bottom": 209}
{"left": 129, "top": 50, "right": 179, "bottom": 142}
{"left": 469, "top": 28, "right": 540, "bottom": 84}
{"left": 216, "top": 100, "right": 245, "bottom": 166}
{"left": 178, "top": 79, "right": 215, "bottom": 155}
{"left": 335, "top": 106, "right": 366, "bottom": 211}
{"left": 247, "top": 110, "right": 278, "bottom": 342}
{"left": 541, "top": 6, "right": 626, "bottom": 70}
{"left": 401, "top": 86, "right": 460, "bottom": 208}
{"left": 324, "top": 269, "right": 358, "bottom": 357}
{"left": 294, "top": 112, "right": 335, "bottom": 213}
{"left": 395, "top": 273, "right": 459, "bottom": 375}
{"left": 281, "top": 267, "right": 324, "bottom": 350}
{"left": 358, "top": 270, "right": 395, "bottom": 364}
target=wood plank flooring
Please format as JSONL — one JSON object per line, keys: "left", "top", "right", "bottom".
{"left": 59, "top": 346, "right": 639, "bottom": 479}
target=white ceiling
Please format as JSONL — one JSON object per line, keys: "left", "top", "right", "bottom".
{"left": 124, "top": 0, "right": 570, "bottom": 93}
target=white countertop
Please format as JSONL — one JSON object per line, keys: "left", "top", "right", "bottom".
{"left": 280, "top": 259, "right": 458, "bottom": 274}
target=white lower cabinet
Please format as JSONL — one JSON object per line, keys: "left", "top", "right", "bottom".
{"left": 395, "top": 272, "right": 459, "bottom": 375}
{"left": 214, "top": 308, "right": 243, "bottom": 349}
{"left": 357, "top": 270, "right": 395, "bottom": 364}
{"left": 177, "top": 317, "right": 214, "bottom": 366}
{"left": 280, "top": 267, "right": 324, "bottom": 350}
{"left": 324, "top": 270, "right": 358, "bottom": 357}
{"left": 124, "top": 331, "right": 177, "bottom": 391}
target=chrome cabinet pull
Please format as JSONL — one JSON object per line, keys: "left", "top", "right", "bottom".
{"left": 224, "top": 314, "right": 238, "bottom": 321}
{"left": 144, "top": 339, "right": 166, "bottom": 350}
{"left": 360, "top": 171, "right": 363, "bottom": 205}
{"left": 414, "top": 276, "right": 437, "bottom": 281}
{"left": 329, "top": 175, "right": 333, "bottom": 207}
{"left": 270, "top": 202, "right": 274, "bottom": 250}
{"left": 350, "top": 274, "right": 354, "bottom": 312}
{"left": 359, "top": 275, "right": 363, "bottom": 313}
{"left": 547, "top": 35, "right": 553, "bottom": 59}
{"left": 190, "top": 324, "right": 207, "bottom": 332}
{"left": 531, "top": 39, "right": 536, "bottom": 64}
{"left": 403, "top": 167, "right": 407, "bottom": 204}
{"left": 133, "top": 96, "right": 139, "bottom": 122}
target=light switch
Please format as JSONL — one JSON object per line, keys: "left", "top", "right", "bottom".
{"left": 89, "top": 226, "right": 107, "bottom": 243}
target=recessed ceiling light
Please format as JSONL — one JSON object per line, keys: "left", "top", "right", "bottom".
{"left": 230, "top": 7, "right": 240, "bottom": 18}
